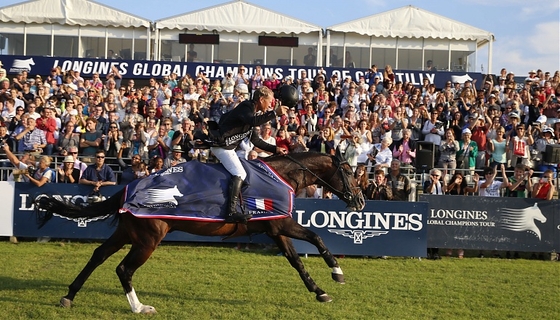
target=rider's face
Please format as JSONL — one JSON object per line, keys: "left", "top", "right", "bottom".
{"left": 257, "top": 93, "right": 273, "bottom": 112}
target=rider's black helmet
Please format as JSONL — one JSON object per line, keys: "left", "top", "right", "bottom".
{"left": 279, "top": 85, "right": 298, "bottom": 108}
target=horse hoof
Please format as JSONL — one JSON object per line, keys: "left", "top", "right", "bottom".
{"left": 331, "top": 272, "right": 345, "bottom": 284}
{"left": 316, "top": 293, "right": 333, "bottom": 303}
{"left": 140, "top": 305, "right": 157, "bottom": 314}
{"left": 59, "top": 297, "right": 72, "bottom": 308}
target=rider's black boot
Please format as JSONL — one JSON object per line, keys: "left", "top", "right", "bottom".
{"left": 225, "top": 176, "right": 252, "bottom": 223}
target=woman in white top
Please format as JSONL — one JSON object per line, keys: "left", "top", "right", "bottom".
{"left": 368, "top": 136, "right": 393, "bottom": 171}
{"left": 356, "top": 120, "right": 372, "bottom": 164}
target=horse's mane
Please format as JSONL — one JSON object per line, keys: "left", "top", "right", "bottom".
{"left": 262, "top": 152, "right": 335, "bottom": 165}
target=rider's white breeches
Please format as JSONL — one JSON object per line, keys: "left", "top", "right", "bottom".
{"left": 210, "top": 147, "right": 247, "bottom": 180}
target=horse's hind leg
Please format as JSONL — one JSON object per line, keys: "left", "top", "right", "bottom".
{"left": 277, "top": 219, "right": 345, "bottom": 284}
{"left": 60, "top": 224, "right": 129, "bottom": 308}
{"left": 115, "top": 226, "right": 167, "bottom": 314}
{"left": 271, "top": 235, "right": 332, "bottom": 303}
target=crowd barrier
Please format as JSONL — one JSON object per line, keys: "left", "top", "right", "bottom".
{"left": 3, "top": 182, "right": 559, "bottom": 256}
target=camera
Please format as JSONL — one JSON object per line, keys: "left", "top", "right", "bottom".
{"left": 26, "top": 165, "right": 37, "bottom": 177}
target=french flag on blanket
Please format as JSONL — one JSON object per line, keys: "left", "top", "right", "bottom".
{"left": 246, "top": 198, "right": 274, "bottom": 211}
{"left": 120, "top": 158, "right": 294, "bottom": 222}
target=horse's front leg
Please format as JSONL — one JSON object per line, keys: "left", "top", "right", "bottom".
{"left": 278, "top": 219, "right": 345, "bottom": 284}
{"left": 270, "top": 235, "right": 332, "bottom": 302}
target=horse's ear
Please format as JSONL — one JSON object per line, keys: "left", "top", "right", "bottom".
{"left": 334, "top": 147, "right": 344, "bottom": 161}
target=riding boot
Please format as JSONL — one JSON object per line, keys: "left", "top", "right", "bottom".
{"left": 225, "top": 176, "right": 252, "bottom": 223}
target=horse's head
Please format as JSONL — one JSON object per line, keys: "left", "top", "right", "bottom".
{"left": 324, "top": 149, "right": 365, "bottom": 211}
{"left": 529, "top": 203, "right": 547, "bottom": 223}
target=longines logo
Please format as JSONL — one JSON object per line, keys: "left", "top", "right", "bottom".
{"left": 295, "top": 210, "right": 423, "bottom": 245}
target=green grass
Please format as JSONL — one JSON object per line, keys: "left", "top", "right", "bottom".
{"left": 0, "top": 241, "right": 557, "bottom": 319}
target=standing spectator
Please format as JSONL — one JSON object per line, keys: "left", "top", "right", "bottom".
{"left": 34, "top": 107, "right": 57, "bottom": 155}
{"left": 368, "top": 136, "right": 393, "bottom": 171}
{"left": 104, "top": 121, "right": 122, "bottom": 163}
{"left": 457, "top": 128, "right": 478, "bottom": 174}
{"left": 163, "top": 145, "right": 186, "bottom": 169}
{"left": 340, "top": 133, "right": 362, "bottom": 172}
{"left": 308, "top": 126, "right": 335, "bottom": 155}
{"left": 56, "top": 121, "right": 80, "bottom": 156}
{"left": 446, "top": 172, "right": 479, "bottom": 196}
{"left": 254, "top": 123, "right": 275, "bottom": 158}
{"left": 478, "top": 165, "right": 509, "bottom": 197}
{"left": 487, "top": 126, "right": 507, "bottom": 169}
{"left": 57, "top": 155, "right": 80, "bottom": 183}
{"left": 289, "top": 125, "right": 309, "bottom": 153}
{"left": 80, "top": 117, "right": 103, "bottom": 156}
{"left": 534, "top": 127, "right": 557, "bottom": 176}
{"left": 439, "top": 129, "right": 460, "bottom": 176}
{"left": 422, "top": 110, "right": 444, "bottom": 164}
{"left": 275, "top": 128, "right": 291, "bottom": 154}
{"left": 149, "top": 156, "right": 165, "bottom": 173}
{"left": 354, "top": 164, "right": 369, "bottom": 197}
{"left": 508, "top": 124, "right": 534, "bottom": 168}
{"left": 392, "top": 128, "right": 415, "bottom": 167}
{"left": 14, "top": 117, "right": 46, "bottom": 153}
{"left": 79, "top": 150, "right": 117, "bottom": 195}
{"left": 364, "top": 169, "right": 392, "bottom": 200}
{"left": 531, "top": 170, "right": 555, "bottom": 200}
{"left": 148, "top": 125, "right": 171, "bottom": 159}
{"left": 387, "top": 159, "right": 411, "bottom": 201}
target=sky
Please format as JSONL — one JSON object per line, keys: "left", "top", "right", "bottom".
{"left": 2, "top": 0, "right": 559, "bottom": 76}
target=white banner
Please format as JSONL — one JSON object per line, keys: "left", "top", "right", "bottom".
{"left": 0, "top": 181, "right": 14, "bottom": 236}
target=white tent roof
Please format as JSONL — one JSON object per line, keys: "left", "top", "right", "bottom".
{"left": 155, "top": 0, "right": 322, "bottom": 34}
{"left": 327, "top": 5, "right": 494, "bottom": 44}
{"left": 0, "top": 0, "right": 151, "bottom": 28}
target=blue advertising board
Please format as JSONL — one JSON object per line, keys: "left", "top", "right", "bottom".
{"left": 421, "top": 195, "right": 559, "bottom": 252}
{"left": 12, "top": 183, "right": 429, "bottom": 256}
{"left": 291, "top": 199, "right": 428, "bottom": 257}
{"left": 0, "top": 54, "right": 483, "bottom": 88}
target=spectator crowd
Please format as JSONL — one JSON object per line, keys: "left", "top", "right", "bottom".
{"left": 0, "top": 61, "right": 558, "bottom": 204}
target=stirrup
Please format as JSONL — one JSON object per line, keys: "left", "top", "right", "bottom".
{"left": 225, "top": 212, "right": 253, "bottom": 223}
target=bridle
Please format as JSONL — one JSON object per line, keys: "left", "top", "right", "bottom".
{"left": 285, "top": 154, "right": 357, "bottom": 202}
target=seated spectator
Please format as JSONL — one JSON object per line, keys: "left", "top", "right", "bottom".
{"left": 57, "top": 155, "right": 80, "bottom": 183}
{"left": 423, "top": 168, "right": 445, "bottom": 195}
{"left": 506, "top": 164, "right": 533, "bottom": 198}
{"left": 531, "top": 169, "right": 555, "bottom": 200}
{"left": 275, "top": 128, "right": 291, "bottom": 154}
{"left": 387, "top": 160, "right": 411, "bottom": 201}
{"left": 3, "top": 143, "right": 52, "bottom": 186}
{"left": 354, "top": 164, "right": 369, "bottom": 197}
{"left": 79, "top": 150, "right": 117, "bottom": 195}
{"left": 446, "top": 172, "right": 479, "bottom": 196}
{"left": 149, "top": 156, "right": 164, "bottom": 174}
{"left": 364, "top": 169, "right": 392, "bottom": 200}
{"left": 163, "top": 145, "right": 186, "bottom": 169}
{"left": 119, "top": 154, "right": 149, "bottom": 185}
{"left": 478, "top": 165, "right": 509, "bottom": 197}
{"left": 63, "top": 146, "right": 87, "bottom": 178}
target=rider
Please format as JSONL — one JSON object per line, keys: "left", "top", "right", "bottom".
{"left": 211, "top": 85, "right": 298, "bottom": 223}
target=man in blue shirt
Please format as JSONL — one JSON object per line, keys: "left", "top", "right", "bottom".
{"left": 79, "top": 150, "right": 116, "bottom": 197}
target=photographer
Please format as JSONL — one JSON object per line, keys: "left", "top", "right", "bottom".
{"left": 2, "top": 143, "right": 52, "bottom": 186}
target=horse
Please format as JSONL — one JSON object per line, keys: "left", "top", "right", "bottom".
{"left": 35, "top": 151, "right": 366, "bottom": 314}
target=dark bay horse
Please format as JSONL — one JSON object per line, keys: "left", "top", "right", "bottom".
{"left": 35, "top": 152, "right": 365, "bottom": 314}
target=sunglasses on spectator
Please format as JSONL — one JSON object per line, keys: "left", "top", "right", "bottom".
{"left": 96, "top": 156, "right": 105, "bottom": 159}
{"left": 70, "top": 152, "right": 78, "bottom": 154}
{"left": 110, "top": 126, "right": 117, "bottom": 129}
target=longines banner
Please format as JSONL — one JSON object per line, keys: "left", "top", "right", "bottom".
{"left": 0, "top": 54, "right": 483, "bottom": 88}
{"left": 12, "top": 183, "right": 427, "bottom": 256}
{"left": 421, "top": 195, "right": 559, "bottom": 252}
{"left": 291, "top": 199, "right": 428, "bottom": 257}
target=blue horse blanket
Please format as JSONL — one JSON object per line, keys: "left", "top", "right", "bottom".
{"left": 120, "top": 159, "right": 294, "bottom": 221}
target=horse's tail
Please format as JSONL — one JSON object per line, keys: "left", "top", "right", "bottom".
{"left": 35, "top": 188, "right": 125, "bottom": 228}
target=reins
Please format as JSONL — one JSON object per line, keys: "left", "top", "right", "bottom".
{"left": 284, "top": 154, "right": 355, "bottom": 202}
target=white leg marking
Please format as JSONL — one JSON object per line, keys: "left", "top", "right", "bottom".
{"left": 332, "top": 267, "right": 343, "bottom": 275}
{"left": 126, "top": 288, "right": 144, "bottom": 313}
